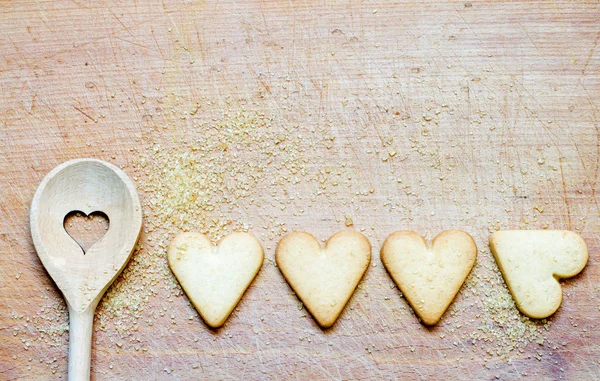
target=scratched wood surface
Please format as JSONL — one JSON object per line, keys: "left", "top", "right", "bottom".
{"left": 1, "top": 1, "right": 600, "bottom": 380}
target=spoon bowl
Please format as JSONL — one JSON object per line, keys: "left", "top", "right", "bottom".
{"left": 30, "top": 158, "right": 142, "bottom": 381}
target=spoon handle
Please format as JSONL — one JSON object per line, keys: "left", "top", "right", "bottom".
{"left": 67, "top": 306, "right": 95, "bottom": 381}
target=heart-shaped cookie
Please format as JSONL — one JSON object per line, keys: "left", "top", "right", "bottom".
{"left": 490, "top": 230, "right": 588, "bottom": 319}
{"left": 168, "top": 232, "right": 264, "bottom": 328}
{"left": 275, "top": 231, "right": 371, "bottom": 328}
{"left": 381, "top": 230, "right": 477, "bottom": 325}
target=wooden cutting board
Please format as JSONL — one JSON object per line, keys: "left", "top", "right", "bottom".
{"left": 2, "top": 1, "right": 599, "bottom": 379}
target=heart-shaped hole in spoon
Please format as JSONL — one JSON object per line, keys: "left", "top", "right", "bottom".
{"left": 63, "top": 211, "right": 110, "bottom": 254}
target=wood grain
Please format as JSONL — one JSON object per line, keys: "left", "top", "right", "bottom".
{"left": 2, "top": 1, "right": 600, "bottom": 380}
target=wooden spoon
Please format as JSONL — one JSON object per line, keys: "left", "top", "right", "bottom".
{"left": 30, "top": 158, "right": 142, "bottom": 381}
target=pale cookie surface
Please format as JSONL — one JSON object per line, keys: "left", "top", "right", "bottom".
{"left": 381, "top": 230, "right": 477, "bottom": 325}
{"left": 276, "top": 231, "right": 371, "bottom": 328}
{"left": 490, "top": 230, "right": 588, "bottom": 319}
{"left": 168, "top": 232, "right": 264, "bottom": 328}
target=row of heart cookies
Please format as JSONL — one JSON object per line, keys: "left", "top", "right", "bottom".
{"left": 167, "top": 229, "right": 588, "bottom": 329}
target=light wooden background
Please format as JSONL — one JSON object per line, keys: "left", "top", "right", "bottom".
{"left": 2, "top": 1, "right": 600, "bottom": 380}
